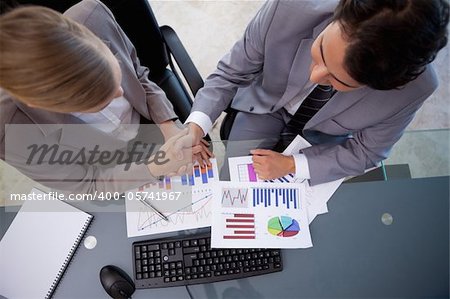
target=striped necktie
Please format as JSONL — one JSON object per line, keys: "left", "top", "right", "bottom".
{"left": 285, "top": 84, "right": 336, "bottom": 136}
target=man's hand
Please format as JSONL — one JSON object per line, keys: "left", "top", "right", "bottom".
{"left": 147, "top": 128, "right": 201, "bottom": 177}
{"left": 250, "top": 149, "right": 295, "bottom": 180}
{"left": 173, "top": 123, "right": 214, "bottom": 166}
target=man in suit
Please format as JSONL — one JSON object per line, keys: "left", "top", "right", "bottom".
{"left": 179, "top": 0, "right": 449, "bottom": 185}
{"left": 0, "top": 0, "right": 204, "bottom": 194}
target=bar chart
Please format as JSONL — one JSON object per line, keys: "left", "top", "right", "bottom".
{"left": 139, "top": 161, "right": 217, "bottom": 191}
{"left": 237, "top": 163, "right": 258, "bottom": 182}
{"left": 252, "top": 187, "right": 299, "bottom": 210}
{"left": 222, "top": 213, "right": 256, "bottom": 240}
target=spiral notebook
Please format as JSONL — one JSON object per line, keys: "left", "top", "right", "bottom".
{"left": 0, "top": 189, "right": 93, "bottom": 298}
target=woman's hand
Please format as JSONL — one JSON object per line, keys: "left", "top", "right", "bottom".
{"left": 159, "top": 120, "right": 183, "bottom": 141}
{"left": 173, "top": 122, "right": 214, "bottom": 167}
{"left": 147, "top": 128, "right": 201, "bottom": 177}
{"left": 250, "top": 149, "right": 295, "bottom": 180}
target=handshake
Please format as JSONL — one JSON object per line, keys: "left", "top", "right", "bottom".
{"left": 147, "top": 123, "right": 212, "bottom": 177}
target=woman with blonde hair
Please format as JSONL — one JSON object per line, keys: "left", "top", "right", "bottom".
{"left": 0, "top": 0, "right": 207, "bottom": 194}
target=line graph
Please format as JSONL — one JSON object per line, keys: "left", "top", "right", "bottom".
{"left": 137, "top": 193, "right": 212, "bottom": 231}
{"left": 221, "top": 188, "right": 249, "bottom": 208}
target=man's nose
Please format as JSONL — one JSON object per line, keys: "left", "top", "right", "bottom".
{"left": 309, "top": 64, "right": 328, "bottom": 84}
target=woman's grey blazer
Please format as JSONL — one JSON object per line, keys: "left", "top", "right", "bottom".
{"left": 0, "top": 0, "right": 177, "bottom": 194}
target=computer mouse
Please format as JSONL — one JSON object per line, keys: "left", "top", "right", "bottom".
{"left": 99, "top": 265, "right": 136, "bottom": 299}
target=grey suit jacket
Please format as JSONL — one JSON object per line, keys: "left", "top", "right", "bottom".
{"left": 192, "top": 0, "right": 438, "bottom": 185}
{"left": 0, "top": 0, "right": 177, "bottom": 194}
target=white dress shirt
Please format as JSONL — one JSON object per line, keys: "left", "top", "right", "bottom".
{"left": 72, "top": 96, "right": 140, "bottom": 142}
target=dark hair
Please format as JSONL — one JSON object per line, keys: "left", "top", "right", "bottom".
{"left": 333, "top": 0, "right": 449, "bottom": 90}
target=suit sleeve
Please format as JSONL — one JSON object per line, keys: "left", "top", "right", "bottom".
{"left": 191, "top": 0, "right": 279, "bottom": 124}
{"left": 2, "top": 121, "right": 159, "bottom": 195}
{"left": 302, "top": 91, "right": 433, "bottom": 185}
{"left": 6, "top": 153, "right": 158, "bottom": 195}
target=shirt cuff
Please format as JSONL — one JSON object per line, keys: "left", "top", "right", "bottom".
{"left": 292, "top": 153, "right": 311, "bottom": 180}
{"left": 185, "top": 111, "right": 213, "bottom": 137}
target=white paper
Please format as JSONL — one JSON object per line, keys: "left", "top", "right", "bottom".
{"left": 0, "top": 189, "right": 92, "bottom": 299}
{"left": 282, "top": 135, "right": 344, "bottom": 223}
{"left": 229, "top": 156, "right": 305, "bottom": 184}
{"left": 211, "top": 181, "right": 312, "bottom": 248}
{"left": 228, "top": 135, "right": 343, "bottom": 224}
{"left": 125, "top": 159, "right": 219, "bottom": 237}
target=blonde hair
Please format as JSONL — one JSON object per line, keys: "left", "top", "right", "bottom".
{"left": 0, "top": 6, "right": 116, "bottom": 112}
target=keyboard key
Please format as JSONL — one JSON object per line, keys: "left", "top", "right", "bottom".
{"left": 136, "top": 260, "right": 142, "bottom": 273}
{"left": 184, "top": 247, "right": 200, "bottom": 254}
{"left": 148, "top": 244, "right": 160, "bottom": 251}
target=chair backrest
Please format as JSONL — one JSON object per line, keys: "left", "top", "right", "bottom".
{"left": 1, "top": 0, "right": 195, "bottom": 122}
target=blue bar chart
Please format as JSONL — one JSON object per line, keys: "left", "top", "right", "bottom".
{"left": 139, "top": 161, "right": 217, "bottom": 191}
{"left": 252, "top": 187, "right": 299, "bottom": 209}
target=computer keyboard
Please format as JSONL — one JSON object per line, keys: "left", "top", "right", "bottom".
{"left": 132, "top": 232, "right": 283, "bottom": 289}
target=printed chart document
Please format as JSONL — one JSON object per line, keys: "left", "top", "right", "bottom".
{"left": 228, "top": 135, "right": 344, "bottom": 223}
{"left": 125, "top": 159, "right": 219, "bottom": 237}
{"left": 211, "top": 181, "right": 312, "bottom": 248}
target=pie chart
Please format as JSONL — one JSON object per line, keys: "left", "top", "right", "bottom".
{"left": 267, "top": 216, "right": 300, "bottom": 237}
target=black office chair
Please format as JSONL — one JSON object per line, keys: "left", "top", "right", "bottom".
{"left": 220, "top": 106, "right": 238, "bottom": 141}
{"left": 0, "top": 0, "right": 204, "bottom": 124}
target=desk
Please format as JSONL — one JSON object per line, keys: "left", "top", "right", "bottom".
{"left": 1, "top": 177, "right": 448, "bottom": 298}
